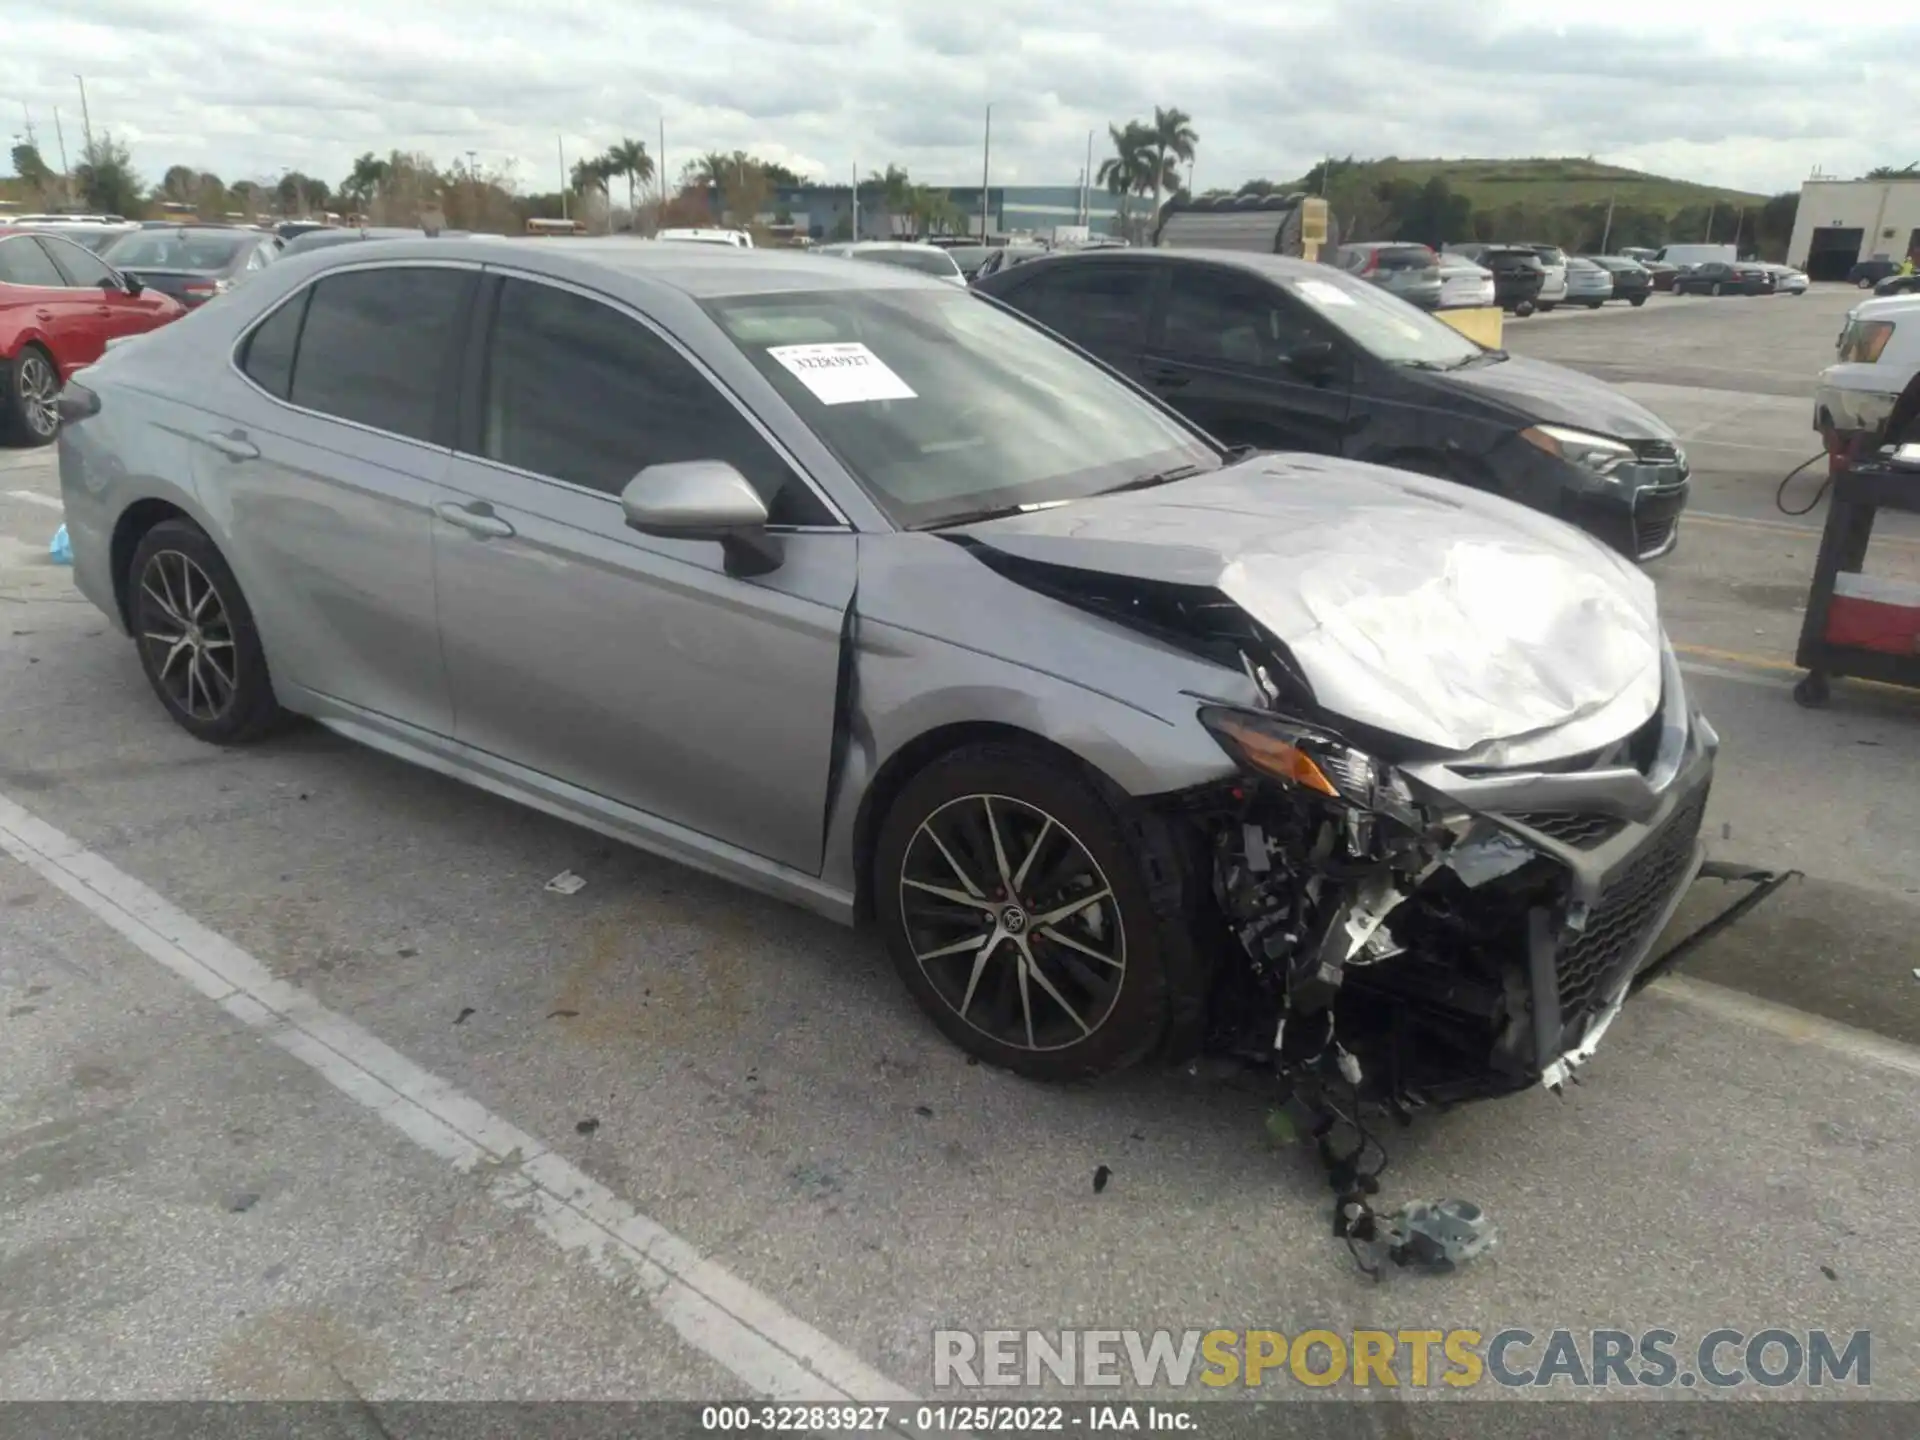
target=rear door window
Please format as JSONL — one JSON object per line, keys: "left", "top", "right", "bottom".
{"left": 286, "top": 266, "right": 472, "bottom": 443}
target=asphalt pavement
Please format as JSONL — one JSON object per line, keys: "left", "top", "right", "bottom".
{"left": 2, "top": 285, "right": 1917, "bottom": 1423}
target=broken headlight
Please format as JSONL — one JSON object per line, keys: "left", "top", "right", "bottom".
{"left": 1199, "top": 707, "right": 1418, "bottom": 822}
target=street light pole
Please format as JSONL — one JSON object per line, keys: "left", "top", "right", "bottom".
{"left": 74, "top": 75, "right": 93, "bottom": 157}
{"left": 980, "top": 103, "right": 992, "bottom": 242}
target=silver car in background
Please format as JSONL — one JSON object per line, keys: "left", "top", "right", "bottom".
{"left": 814, "top": 240, "right": 966, "bottom": 287}
{"left": 1329, "top": 241, "right": 1445, "bottom": 309}
{"left": 1563, "top": 256, "right": 1616, "bottom": 308}
{"left": 54, "top": 238, "right": 1717, "bottom": 1109}
{"left": 1520, "top": 243, "right": 1571, "bottom": 310}
{"left": 1434, "top": 251, "right": 1496, "bottom": 309}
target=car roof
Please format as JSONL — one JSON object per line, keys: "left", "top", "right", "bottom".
{"left": 978, "top": 246, "right": 1339, "bottom": 288}
{"left": 1854, "top": 294, "right": 1920, "bottom": 319}
{"left": 286, "top": 234, "right": 949, "bottom": 299}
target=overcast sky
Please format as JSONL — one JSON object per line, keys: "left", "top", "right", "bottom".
{"left": 7, "top": 0, "right": 1918, "bottom": 198}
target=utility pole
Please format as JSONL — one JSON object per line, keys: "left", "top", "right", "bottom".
{"left": 558, "top": 135, "right": 569, "bottom": 221}
{"left": 52, "top": 107, "right": 71, "bottom": 207}
{"left": 18, "top": 102, "right": 36, "bottom": 149}
{"left": 851, "top": 159, "right": 859, "bottom": 239}
{"left": 979, "top": 103, "right": 992, "bottom": 241}
{"left": 659, "top": 115, "right": 668, "bottom": 218}
{"left": 1083, "top": 129, "right": 1093, "bottom": 226}
{"left": 1702, "top": 203, "right": 1714, "bottom": 243}
{"left": 74, "top": 75, "right": 94, "bottom": 157}
{"left": 1599, "top": 189, "right": 1616, "bottom": 253}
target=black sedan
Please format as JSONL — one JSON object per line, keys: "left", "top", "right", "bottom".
{"left": 1850, "top": 256, "right": 1903, "bottom": 288}
{"left": 1442, "top": 243, "right": 1548, "bottom": 314}
{"left": 98, "top": 226, "right": 280, "bottom": 309}
{"left": 1874, "top": 268, "right": 1920, "bottom": 297}
{"left": 1584, "top": 254, "right": 1654, "bottom": 305}
{"left": 976, "top": 247, "right": 1690, "bottom": 561}
{"left": 1672, "top": 261, "right": 1773, "bottom": 296}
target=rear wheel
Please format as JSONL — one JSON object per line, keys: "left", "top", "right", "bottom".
{"left": 874, "top": 744, "right": 1200, "bottom": 1081}
{"left": 128, "top": 519, "right": 289, "bottom": 744}
{"left": 1857, "top": 275, "right": 1875, "bottom": 288}
{"left": 1538, "top": 301, "right": 1557, "bottom": 312}
{"left": 1711, "top": 281, "right": 1724, "bottom": 296}
{"left": 1630, "top": 296, "right": 1648, "bottom": 307}
{"left": 1585, "top": 300, "right": 1604, "bottom": 309}
{"left": 3, "top": 345, "right": 60, "bottom": 447}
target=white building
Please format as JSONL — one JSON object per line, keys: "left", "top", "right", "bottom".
{"left": 1787, "top": 176, "right": 1920, "bottom": 280}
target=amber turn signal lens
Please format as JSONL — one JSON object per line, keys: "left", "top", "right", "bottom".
{"left": 1208, "top": 715, "right": 1339, "bottom": 796}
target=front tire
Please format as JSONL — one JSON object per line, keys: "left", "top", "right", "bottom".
{"left": 1630, "top": 296, "right": 1648, "bottom": 306}
{"left": 874, "top": 744, "right": 1200, "bottom": 1081}
{"left": 1538, "top": 301, "right": 1557, "bottom": 312}
{"left": 1711, "top": 281, "right": 1724, "bottom": 296}
{"left": 3, "top": 345, "right": 60, "bottom": 447}
{"left": 1585, "top": 300, "right": 1604, "bottom": 309}
{"left": 128, "top": 519, "right": 289, "bottom": 744}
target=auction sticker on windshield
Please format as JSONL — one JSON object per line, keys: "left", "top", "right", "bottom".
{"left": 767, "top": 342, "right": 917, "bottom": 405}
{"left": 1296, "top": 279, "right": 1355, "bottom": 307}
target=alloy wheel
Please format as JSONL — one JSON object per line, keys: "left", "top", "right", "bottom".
{"left": 898, "top": 793, "right": 1126, "bottom": 1052}
{"left": 136, "top": 550, "right": 238, "bottom": 723}
{"left": 17, "top": 352, "right": 58, "bottom": 439}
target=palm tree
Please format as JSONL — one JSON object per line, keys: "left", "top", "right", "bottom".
{"left": 1147, "top": 105, "right": 1198, "bottom": 217}
{"left": 340, "top": 151, "right": 389, "bottom": 212}
{"left": 692, "top": 151, "right": 733, "bottom": 189}
{"left": 570, "top": 155, "right": 611, "bottom": 199}
{"left": 604, "top": 137, "right": 655, "bottom": 221}
{"left": 1096, "top": 122, "right": 1154, "bottom": 233}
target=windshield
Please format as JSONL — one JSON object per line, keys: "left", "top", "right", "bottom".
{"left": 1373, "top": 246, "right": 1436, "bottom": 271}
{"left": 856, "top": 248, "right": 963, "bottom": 280}
{"left": 705, "top": 287, "right": 1218, "bottom": 528}
{"left": 1285, "top": 268, "right": 1483, "bottom": 368}
{"left": 1530, "top": 246, "right": 1566, "bottom": 265}
{"left": 102, "top": 231, "right": 251, "bottom": 270}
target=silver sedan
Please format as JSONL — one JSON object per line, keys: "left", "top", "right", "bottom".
{"left": 1563, "top": 256, "right": 1617, "bottom": 308}
{"left": 53, "top": 238, "right": 1717, "bottom": 1106}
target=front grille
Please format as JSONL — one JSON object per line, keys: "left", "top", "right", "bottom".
{"left": 1553, "top": 787, "right": 1708, "bottom": 1036}
{"left": 1511, "top": 811, "right": 1626, "bottom": 848}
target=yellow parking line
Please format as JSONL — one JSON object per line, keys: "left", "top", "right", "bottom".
{"left": 1684, "top": 510, "right": 1920, "bottom": 551}
{"left": 1675, "top": 642, "right": 1920, "bottom": 699}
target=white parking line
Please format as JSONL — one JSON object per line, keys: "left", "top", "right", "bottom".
{"left": 6, "top": 489, "right": 63, "bottom": 512}
{"left": 1653, "top": 976, "right": 1920, "bottom": 1083}
{"left": 0, "top": 789, "right": 918, "bottom": 1413}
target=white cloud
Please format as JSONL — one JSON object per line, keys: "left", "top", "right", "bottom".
{"left": 6, "top": 0, "right": 1918, "bottom": 196}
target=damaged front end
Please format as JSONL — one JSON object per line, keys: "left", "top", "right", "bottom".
{"left": 1183, "top": 637, "right": 1717, "bottom": 1108}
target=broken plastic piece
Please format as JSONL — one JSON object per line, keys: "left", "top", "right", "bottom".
{"left": 49, "top": 525, "right": 72, "bottom": 566}
{"left": 544, "top": 870, "right": 587, "bottom": 895}
{"left": 1445, "top": 829, "right": 1534, "bottom": 888}
{"left": 1387, "top": 1199, "right": 1498, "bottom": 1274}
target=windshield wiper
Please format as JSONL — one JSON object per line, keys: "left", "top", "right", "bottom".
{"left": 1455, "top": 348, "right": 1509, "bottom": 368}
{"left": 914, "top": 500, "right": 1072, "bottom": 531}
{"left": 1096, "top": 462, "right": 1208, "bottom": 496}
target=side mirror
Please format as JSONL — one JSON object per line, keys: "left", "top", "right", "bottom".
{"left": 1285, "top": 339, "right": 1338, "bottom": 380}
{"left": 111, "top": 272, "right": 144, "bottom": 296}
{"left": 619, "top": 460, "right": 782, "bottom": 577}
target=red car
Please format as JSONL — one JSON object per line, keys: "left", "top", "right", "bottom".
{"left": 1, "top": 227, "right": 184, "bottom": 445}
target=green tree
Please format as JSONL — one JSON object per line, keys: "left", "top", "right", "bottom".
{"left": 760, "top": 161, "right": 806, "bottom": 187}
{"left": 605, "top": 137, "right": 655, "bottom": 220}
{"left": 74, "top": 133, "right": 144, "bottom": 216}
{"left": 1146, "top": 105, "right": 1198, "bottom": 217}
{"left": 691, "top": 150, "right": 734, "bottom": 189}
{"left": 9, "top": 142, "right": 54, "bottom": 188}
{"left": 339, "top": 152, "right": 389, "bottom": 212}
{"left": 569, "top": 154, "right": 611, "bottom": 199}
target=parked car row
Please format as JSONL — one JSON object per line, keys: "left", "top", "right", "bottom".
{"left": 1, "top": 222, "right": 287, "bottom": 444}
{"left": 54, "top": 234, "right": 1717, "bottom": 1109}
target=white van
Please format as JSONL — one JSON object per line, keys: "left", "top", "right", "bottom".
{"left": 657, "top": 227, "right": 753, "bottom": 249}
{"left": 1656, "top": 243, "right": 1738, "bottom": 270}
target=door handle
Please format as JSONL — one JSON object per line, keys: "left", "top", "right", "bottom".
{"left": 435, "top": 500, "right": 516, "bottom": 539}
{"left": 35, "top": 308, "right": 54, "bottom": 322}
{"left": 96, "top": 306, "right": 113, "bottom": 318}
{"left": 1143, "top": 365, "right": 1190, "bottom": 389}
{"left": 202, "top": 430, "right": 259, "bottom": 461}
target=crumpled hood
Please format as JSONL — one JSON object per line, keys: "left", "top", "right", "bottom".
{"left": 960, "top": 455, "right": 1663, "bottom": 754}
{"left": 1430, "top": 354, "right": 1675, "bottom": 440}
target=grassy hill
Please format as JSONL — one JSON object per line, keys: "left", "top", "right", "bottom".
{"left": 1296, "top": 157, "right": 1769, "bottom": 212}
